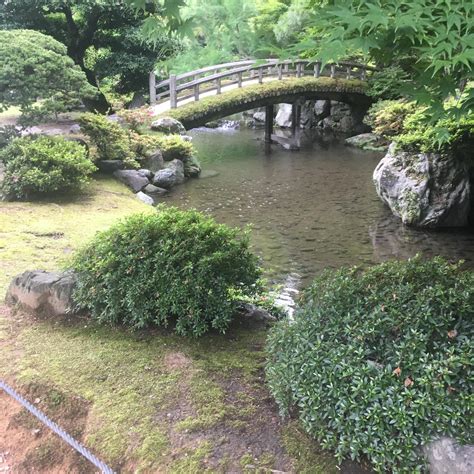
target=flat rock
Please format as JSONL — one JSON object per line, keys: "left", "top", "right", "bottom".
{"left": 5, "top": 270, "right": 77, "bottom": 317}
{"left": 113, "top": 170, "right": 150, "bottom": 193}
{"left": 423, "top": 437, "right": 474, "bottom": 474}
{"left": 136, "top": 191, "right": 154, "bottom": 205}
{"left": 143, "top": 183, "right": 168, "bottom": 195}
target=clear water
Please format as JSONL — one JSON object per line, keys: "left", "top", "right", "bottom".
{"left": 160, "top": 127, "right": 474, "bottom": 290}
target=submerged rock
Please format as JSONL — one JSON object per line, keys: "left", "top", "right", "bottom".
{"left": 423, "top": 437, "right": 474, "bottom": 474}
{"left": 150, "top": 117, "right": 186, "bottom": 134}
{"left": 345, "top": 133, "right": 388, "bottom": 151}
{"left": 5, "top": 270, "right": 77, "bottom": 316}
{"left": 113, "top": 170, "right": 150, "bottom": 193}
{"left": 373, "top": 143, "right": 471, "bottom": 227}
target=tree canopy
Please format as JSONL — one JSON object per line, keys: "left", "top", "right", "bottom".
{"left": 0, "top": 29, "right": 95, "bottom": 123}
{"left": 291, "top": 0, "right": 474, "bottom": 124}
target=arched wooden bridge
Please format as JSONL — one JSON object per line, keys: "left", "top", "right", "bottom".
{"left": 149, "top": 59, "right": 376, "bottom": 142}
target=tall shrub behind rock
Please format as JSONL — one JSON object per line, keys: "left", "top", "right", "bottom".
{"left": 71, "top": 207, "right": 261, "bottom": 336}
{"left": 266, "top": 256, "right": 473, "bottom": 473}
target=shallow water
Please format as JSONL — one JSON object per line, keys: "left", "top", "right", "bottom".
{"left": 161, "top": 127, "right": 474, "bottom": 290}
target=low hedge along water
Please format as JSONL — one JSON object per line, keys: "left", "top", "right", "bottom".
{"left": 71, "top": 208, "right": 261, "bottom": 336}
{"left": 266, "top": 256, "right": 473, "bottom": 473}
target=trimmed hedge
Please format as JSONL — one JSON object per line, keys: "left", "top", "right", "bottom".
{"left": 266, "top": 256, "right": 473, "bottom": 473}
{"left": 71, "top": 207, "right": 261, "bottom": 336}
{"left": 0, "top": 136, "right": 96, "bottom": 199}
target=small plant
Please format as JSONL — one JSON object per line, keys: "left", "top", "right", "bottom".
{"left": 0, "top": 136, "right": 96, "bottom": 200}
{"left": 156, "top": 135, "right": 195, "bottom": 161}
{"left": 365, "top": 100, "right": 417, "bottom": 137}
{"left": 266, "top": 256, "right": 473, "bottom": 473}
{"left": 396, "top": 113, "right": 474, "bottom": 155}
{"left": 78, "top": 113, "right": 139, "bottom": 168}
{"left": 71, "top": 207, "right": 262, "bottom": 336}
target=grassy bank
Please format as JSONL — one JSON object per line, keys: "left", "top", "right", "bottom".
{"left": 0, "top": 175, "right": 341, "bottom": 472}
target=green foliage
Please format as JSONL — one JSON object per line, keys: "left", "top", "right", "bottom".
{"left": 165, "top": 76, "right": 366, "bottom": 125}
{"left": 0, "top": 1, "right": 186, "bottom": 109}
{"left": 266, "top": 256, "right": 474, "bottom": 473}
{"left": 78, "top": 113, "right": 139, "bottom": 168}
{"left": 396, "top": 113, "right": 474, "bottom": 154}
{"left": 293, "top": 0, "right": 474, "bottom": 141}
{"left": 157, "top": 135, "right": 195, "bottom": 161}
{"left": 71, "top": 207, "right": 262, "bottom": 336}
{"left": 365, "top": 100, "right": 418, "bottom": 137}
{"left": 0, "top": 136, "right": 96, "bottom": 200}
{"left": 0, "top": 125, "right": 21, "bottom": 149}
{"left": 0, "top": 30, "right": 96, "bottom": 124}
{"left": 367, "top": 66, "right": 410, "bottom": 101}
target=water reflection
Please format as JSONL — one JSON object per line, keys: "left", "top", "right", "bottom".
{"left": 159, "top": 127, "right": 474, "bottom": 290}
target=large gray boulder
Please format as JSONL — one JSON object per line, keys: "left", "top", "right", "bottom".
{"left": 5, "top": 270, "right": 77, "bottom": 317}
{"left": 152, "top": 159, "right": 185, "bottom": 189}
{"left": 373, "top": 143, "right": 471, "bottom": 227}
{"left": 113, "top": 170, "right": 150, "bottom": 193}
{"left": 275, "top": 104, "right": 293, "bottom": 128}
{"left": 150, "top": 117, "right": 186, "bottom": 134}
{"left": 423, "top": 437, "right": 474, "bottom": 474}
{"left": 142, "top": 149, "right": 164, "bottom": 173}
{"left": 183, "top": 156, "right": 201, "bottom": 178}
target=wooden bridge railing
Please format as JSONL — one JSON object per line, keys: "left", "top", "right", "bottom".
{"left": 149, "top": 59, "right": 377, "bottom": 108}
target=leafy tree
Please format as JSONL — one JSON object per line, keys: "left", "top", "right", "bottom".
{"left": 163, "top": 0, "right": 261, "bottom": 74}
{"left": 0, "top": 0, "right": 186, "bottom": 111}
{"left": 0, "top": 29, "right": 96, "bottom": 123}
{"left": 293, "top": 0, "right": 474, "bottom": 139}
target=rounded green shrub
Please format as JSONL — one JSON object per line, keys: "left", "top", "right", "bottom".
{"left": 157, "top": 135, "right": 195, "bottom": 161}
{"left": 78, "top": 113, "right": 140, "bottom": 169}
{"left": 365, "top": 100, "right": 417, "bottom": 138}
{"left": 0, "top": 136, "right": 96, "bottom": 199}
{"left": 266, "top": 256, "right": 473, "bottom": 473}
{"left": 71, "top": 207, "right": 261, "bottom": 336}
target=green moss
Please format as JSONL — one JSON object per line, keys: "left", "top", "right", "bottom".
{"left": 163, "top": 77, "right": 367, "bottom": 126}
{"left": 282, "top": 421, "right": 338, "bottom": 474}
{"left": 169, "top": 441, "right": 213, "bottom": 473}
{"left": 0, "top": 175, "right": 151, "bottom": 293}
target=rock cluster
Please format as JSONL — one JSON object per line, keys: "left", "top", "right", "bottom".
{"left": 272, "top": 100, "right": 369, "bottom": 134}
{"left": 373, "top": 143, "right": 471, "bottom": 227}
{"left": 112, "top": 154, "right": 199, "bottom": 205}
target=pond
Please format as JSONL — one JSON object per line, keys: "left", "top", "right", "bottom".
{"left": 162, "top": 126, "right": 474, "bottom": 296}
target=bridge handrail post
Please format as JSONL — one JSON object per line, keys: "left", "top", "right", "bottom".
{"left": 170, "top": 74, "right": 177, "bottom": 108}
{"left": 361, "top": 68, "right": 367, "bottom": 80}
{"left": 149, "top": 72, "right": 156, "bottom": 104}
{"left": 258, "top": 67, "right": 263, "bottom": 84}
{"left": 314, "top": 62, "right": 321, "bottom": 78}
{"left": 330, "top": 64, "right": 336, "bottom": 78}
